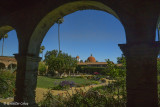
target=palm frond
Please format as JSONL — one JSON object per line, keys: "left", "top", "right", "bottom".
{"left": 4, "top": 34, "right": 8, "bottom": 38}
{"left": 56, "top": 18, "right": 64, "bottom": 24}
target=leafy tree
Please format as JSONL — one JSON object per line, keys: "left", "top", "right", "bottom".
{"left": 85, "top": 60, "right": 89, "bottom": 62}
{"left": 117, "top": 54, "right": 125, "bottom": 64}
{"left": 40, "top": 46, "right": 45, "bottom": 60}
{"left": 0, "top": 34, "right": 8, "bottom": 56}
{"left": 105, "top": 59, "right": 118, "bottom": 78}
{"left": 45, "top": 50, "right": 77, "bottom": 77}
{"left": 38, "top": 61, "right": 47, "bottom": 75}
{"left": 116, "top": 57, "right": 126, "bottom": 78}
{"left": 56, "top": 17, "right": 64, "bottom": 53}
{"left": 80, "top": 60, "right": 83, "bottom": 63}
{"left": 58, "top": 52, "right": 77, "bottom": 75}
{"left": 103, "top": 58, "right": 126, "bottom": 79}
{"left": 47, "top": 56, "right": 65, "bottom": 77}
{"left": 45, "top": 50, "right": 58, "bottom": 63}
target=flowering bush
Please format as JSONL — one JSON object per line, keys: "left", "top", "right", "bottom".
{"left": 52, "top": 80, "right": 75, "bottom": 90}
{"left": 60, "top": 80, "right": 75, "bottom": 87}
{"left": 94, "top": 72, "right": 99, "bottom": 75}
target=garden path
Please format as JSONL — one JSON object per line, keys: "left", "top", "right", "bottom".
{"left": 0, "top": 79, "right": 113, "bottom": 104}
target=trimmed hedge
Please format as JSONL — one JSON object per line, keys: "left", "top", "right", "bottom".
{"left": 76, "top": 65, "right": 106, "bottom": 74}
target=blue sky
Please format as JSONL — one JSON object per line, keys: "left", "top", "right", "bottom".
{"left": 0, "top": 10, "right": 158, "bottom": 63}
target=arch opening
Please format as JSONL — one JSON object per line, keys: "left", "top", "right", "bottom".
{"left": 0, "top": 25, "right": 18, "bottom": 100}
{"left": 37, "top": 6, "right": 124, "bottom": 103}
{"left": 40, "top": 9, "right": 126, "bottom": 63}
{"left": 0, "top": 26, "right": 14, "bottom": 37}
{"left": 28, "top": 1, "right": 125, "bottom": 56}
{"left": 8, "top": 64, "right": 17, "bottom": 70}
{"left": 0, "top": 62, "right": 5, "bottom": 69}
{"left": 156, "top": 15, "right": 160, "bottom": 41}
{"left": 0, "top": 26, "right": 18, "bottom": 56}
{"left": 26, "top": 1, "right": 126, "bottom": 104}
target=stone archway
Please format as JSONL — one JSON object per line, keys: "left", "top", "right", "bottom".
{"left": 0, "top": 26, "right": 18, "bottom": 70}
{"left": 0, "top": 26, "right": 14, "bottom": 37}
{"left": 0, "top": 1, "right": 159, "bottom": 107}
{"left": 25, "top": 2, "right": 125, "bottom": 106}
{"left": 8, "top": 63, "right": 17, "bottom": 70}
{"left": 23, "top": 1, "right": 160, "bottom": 107}
{"left": 0, "top": 62, "right": 5, "bottom": 69}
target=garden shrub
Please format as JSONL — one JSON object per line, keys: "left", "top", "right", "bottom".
{"left": 39, "top": 87, "right": 126, "bottom": 107}
{"left": 75, "top": 65, "right": 87, "bottom": 73}
{"left": 76, "top": 66, "right": 106, "bottom": 74}
{"left": 83, "top": 67, "right": 106, "bottom": 74}
{"left": 100, "top": 78, "right": 107, "bottom": 83}
{"left": 39, "top": 90, "right": 64, "bottom": 107}
{"left": 38, "top": 62, "right": 47, "bottom": 75}
{"left": 52, "top": 80, "right": 75, "bottom": 90}
{"left": 0, "top": 70, "right": 16, "bottom": 98}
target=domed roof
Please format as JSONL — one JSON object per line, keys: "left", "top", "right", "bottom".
{"left": 87, "top": 54, "right": 96, "bottom": 62}
{"left": 76, "top": 56, "right": 80, "bottom": 59}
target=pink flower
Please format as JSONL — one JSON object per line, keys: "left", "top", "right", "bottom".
{"left": 94, "top": 72, "right": 99, "bottom": 75}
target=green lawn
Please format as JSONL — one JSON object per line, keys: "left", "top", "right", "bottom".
{"left": 37, "top": 76, "right": 99, "bottom": 89}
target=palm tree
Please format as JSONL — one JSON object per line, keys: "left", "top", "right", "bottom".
{"left": 0, "top": 34, "right": 8, "bottom": 56}
{"left": 157, "top": 22, "right": 160, "bottom": 58}
{"left": 158, "top": 23, "right": 160, "bottom": 41}
{"left": 40, "top": 46, "right": 45, "bottom": 60}
{"left": 56, "top": 17, "right": 64, "bottom": 53}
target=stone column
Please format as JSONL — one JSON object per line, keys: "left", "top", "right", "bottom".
{"left": 119, "top": 42, "right": 160, "bottom": 107}
{"left": 14, "top": 54, "right": 41, "bottom": 107}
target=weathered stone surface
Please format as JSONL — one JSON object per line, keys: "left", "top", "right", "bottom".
{"left": 0, "top": 56, "right": 17, "bottom": 68}
{"left": 119, "top": 42, "right": 160, "bottom": 107}
{"left": 14, "top": 54, "right": 41, "bottom": 107}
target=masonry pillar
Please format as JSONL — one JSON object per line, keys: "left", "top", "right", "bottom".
{"left": 119, "top": 42, "right": 160, "bottom": 107}
{"left": 14, "top": 54, "right": 41, "bottom": 106}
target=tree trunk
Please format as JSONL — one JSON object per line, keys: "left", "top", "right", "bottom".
{"left": 2, "top": 38, "right": 4, "bottom": 56}
{"left": 158, "top": 29, "right": 159, "bottom": 41}
{"left": 58, "top": 23, "right": 60, "bottom": 53}
{"left": 69, "top": 71, "right": 70, "bottom": 76}
{"left": 59, "top": 71, "right": 63, "bottom": 78}
{"left": 42, "top": 51, "right": 43, "bottom": 61}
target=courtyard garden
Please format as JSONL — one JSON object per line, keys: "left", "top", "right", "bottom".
{"left": 0, "top": 51, "right": 127, "bottom": 107}
{"left": 37, "top": 76, "right": 100, "bottom": 90}
{"left": 1, "top": 50, "right": 160, "bottom": 107}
